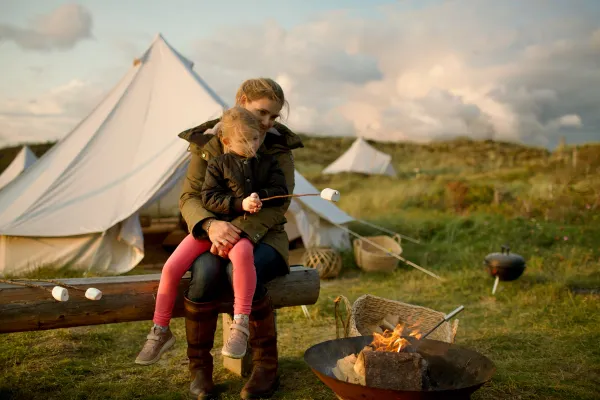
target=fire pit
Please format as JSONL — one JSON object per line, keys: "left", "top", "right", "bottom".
{"left": 304, "top": 335, "right": 495, "bottom": 400}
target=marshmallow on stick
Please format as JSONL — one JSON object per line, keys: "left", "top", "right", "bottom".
{"left": 260, "top": 188, "right": 341, "bottom": 203}
{"left": 320, "top": 188, "right": 340, "bottom": 202}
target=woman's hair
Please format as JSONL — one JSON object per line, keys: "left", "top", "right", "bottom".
{"left": 220, "top": 106, "right": 261, "bottom": 157}
{"left": 235, "top": 78, "right": 289, "bottom": 117}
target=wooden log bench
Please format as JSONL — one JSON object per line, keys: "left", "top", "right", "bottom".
{"left": 0, "top": 266, "right": 320, "bottom": 376}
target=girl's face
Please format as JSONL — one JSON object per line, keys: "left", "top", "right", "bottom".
{"left": 226, "top": 128, "right": 262, "bottom": 158}
{"left": 240, "top": 96, "right": 283, "bottom": 135}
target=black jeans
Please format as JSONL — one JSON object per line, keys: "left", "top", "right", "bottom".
{"left": 186, "top": 242, "right": 288, "bottom": 303}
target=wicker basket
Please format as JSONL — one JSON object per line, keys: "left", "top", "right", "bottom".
{"left": 353, "top": 235, "right": 402, "bottom": 273}
{"left": 347, "top": 294, "right": 459, "bottom": 343}
{"left": 302, "top": 247, "right": 342, "bottom": 279}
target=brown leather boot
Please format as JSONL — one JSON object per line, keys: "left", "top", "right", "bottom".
{"left": 240, "top": 295, "right": 280, "bottom": 400}
{"left": 184, "top": 297, "right": 219, "bottom": 400}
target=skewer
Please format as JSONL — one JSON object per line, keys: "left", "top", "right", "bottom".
{"left": 0, "top": 279, "right": 69, "bottom": 302}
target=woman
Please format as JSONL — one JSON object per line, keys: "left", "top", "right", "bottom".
{"left": 164, "top": 78, "right": 301, "bottom": 400}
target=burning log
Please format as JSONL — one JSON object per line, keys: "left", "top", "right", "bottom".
{"left": 332, "top": 318, "right": 435, "bottom": 391}
{"left": 354, "top": 348, "right": 427, "bottom": 391}
{"left": 333, "top": 345, "right": 429, "bottom": 391}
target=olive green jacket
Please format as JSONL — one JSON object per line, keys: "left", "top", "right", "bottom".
{"left": 178, "top": 119, "right": 304, "bottom": 268}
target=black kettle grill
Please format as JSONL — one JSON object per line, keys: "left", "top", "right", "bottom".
{"left": 484, "top": 245, "right": 526, "bottom": 294}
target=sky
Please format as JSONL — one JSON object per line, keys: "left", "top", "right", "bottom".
{"left": 0, "top": 0, "right": 599, "bottom": 149}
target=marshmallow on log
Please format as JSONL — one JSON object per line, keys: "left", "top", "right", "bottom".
{"left": 320, "top": 188, "right": 340, "bottom": 202}
{"left": 52, "top": 286, "right": 69, "bottom": 302}
{"left": 85, "top": 288, "right": 103, "bottom": 301}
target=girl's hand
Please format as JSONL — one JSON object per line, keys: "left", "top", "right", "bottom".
{"left": 242, "top": 192, "right": 262, "bottom": 213}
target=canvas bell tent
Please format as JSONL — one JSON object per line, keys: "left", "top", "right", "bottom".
{"left": 0, "top": 34, "right": 353, "bottom": 277}
{"left": 0, "top": 34, "right": 226, "bottom": 276}
{"left": 0, "top": 146, "right": 38, "bottom": 191}
{"left": 322, "top": 137, "right": 396, "bottom": 177}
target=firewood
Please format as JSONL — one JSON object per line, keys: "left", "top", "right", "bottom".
{"left": 353, "top": 346, "right": 373, "bottom": 386}
{"left": 353, "top": 350, "right": 427, "bottom": 391}
{"left": 332, "top": 353, "right": 361, "bottom": 384}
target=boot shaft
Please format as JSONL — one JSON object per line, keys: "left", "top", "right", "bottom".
{"left": 248, "top": 295, "right": 278, "bottom": 364}
{"left": 184, "top": 297, "right": 219, "bottom": 372}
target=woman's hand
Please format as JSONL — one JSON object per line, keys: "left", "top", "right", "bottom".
{"left": 206, "top": 219, "right": 241, "bottom": 258}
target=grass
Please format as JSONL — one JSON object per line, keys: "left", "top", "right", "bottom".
{"left": 1, "top": 137, "right": 600, "bottom": 399}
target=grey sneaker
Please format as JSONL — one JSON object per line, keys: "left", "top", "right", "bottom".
{"left": 222, "top": 317, "right": 250, "bottom": 359}
{"left": 135, "top": 326, "right": 176, "bottom": 365}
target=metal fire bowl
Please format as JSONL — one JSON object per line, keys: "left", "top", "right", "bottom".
{"left": 304, "top": 336, "right": 495, "bottom": 400}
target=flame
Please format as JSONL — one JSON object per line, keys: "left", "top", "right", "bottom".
{"left": 370, "top": 320, "right": 423, "bottom": 353}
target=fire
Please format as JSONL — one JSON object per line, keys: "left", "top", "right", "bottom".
{"left": 370, "top": 321, "right": 423, "bottom": 353}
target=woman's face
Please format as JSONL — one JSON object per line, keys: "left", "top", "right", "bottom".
{"left": 241, "top": 97, "right": 282, "bottom": 135}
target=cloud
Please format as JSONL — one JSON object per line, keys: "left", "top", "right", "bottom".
{"left": 0, "top": 79, "right": 104, "bottom": 145}
{"left": 191, "top": 0, "right": 600, "bottom": 148}
{"left": 0, "top": 4, "right": 93, "bottom": 51}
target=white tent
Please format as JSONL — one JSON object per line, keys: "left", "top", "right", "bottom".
{"left": 0, "top": 34, "right": 353, "bottom": 277}
{"left": 0, "top": 146, "right": 38, "bottom": 191}
{"left": 0, "top": 34, "right": 226, "bottom": 276}
{"left": 285, "top": 171, "right": 353, "bottom": 249}
{"left": 322, "top": 137, "right": 396, "bottom": 177}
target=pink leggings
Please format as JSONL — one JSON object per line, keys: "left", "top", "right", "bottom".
{"left": 153, "top": 234, "right": 256, "bottom": 327}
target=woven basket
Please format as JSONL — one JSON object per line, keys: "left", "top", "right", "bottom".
{"left": 353, "top": 235, "right": 402, "bottom": 273}
{"left": 302, "top": 247, "right": 342, "bottom": 279}
{"left": 347, "top": 294, "right": 459, "bottom": 343}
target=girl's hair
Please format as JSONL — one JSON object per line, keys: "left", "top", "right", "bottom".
{"left": 220, "top": 106, "right": 261, "bottom": 157}
{"left": 235, "top": 78, "right": 289, "bottom": 117}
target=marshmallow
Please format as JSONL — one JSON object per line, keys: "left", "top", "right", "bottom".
{"left": 321, "top": 188, "right": 340, "bottom": 202}
{"left": 85, "top": 288, "right": 103, "bottom": 301}
{"left": 52, "top": 286, "right": 69, "bottom": 302}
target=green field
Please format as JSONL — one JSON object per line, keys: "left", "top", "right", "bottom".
{"left": 1, "top": 137, "right": 599, "bottom": 399}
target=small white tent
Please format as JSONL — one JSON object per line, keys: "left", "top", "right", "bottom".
{"left": 0, "top": 146, "right": 38, "bottom": 191}
{"left": 322, "top": 137, "right": 396, "bottom": 177}
{"left": 0, "top": 34, "right": 353, "bottom": 277}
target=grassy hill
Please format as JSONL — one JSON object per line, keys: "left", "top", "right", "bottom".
{"left": 1, "top": 136, "right": 599, "bottom": 399}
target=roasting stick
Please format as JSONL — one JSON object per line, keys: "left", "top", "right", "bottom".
{"left": 261, "top": 188, "right": 441, "bottom": 280}
{"left": 9, "top": 278, "right": 103, "bottom": 300}
{"left": 420, "top": 305, "right": 464, "bottom": 340}
{"left": 261, "top": 188, "right": 341, "bottom": 202}
{"left": 0, "top": 279, "right": 69, "bottom": 302}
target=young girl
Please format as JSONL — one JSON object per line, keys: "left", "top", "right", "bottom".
{"left": 135, "top": 106, "right": 288, "bottom": 364}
